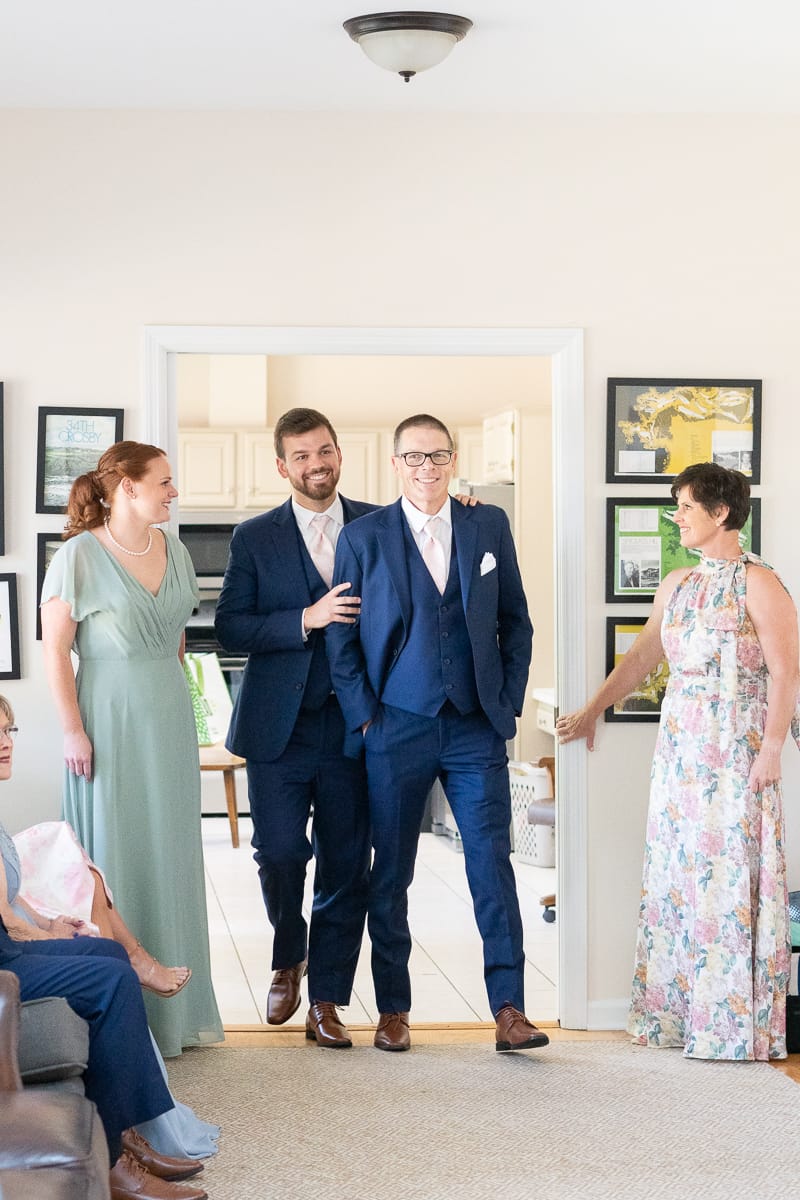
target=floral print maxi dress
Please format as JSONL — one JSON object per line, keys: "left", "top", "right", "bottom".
{"left": 628, "top": 553, "right": 795, "bottom": 1060}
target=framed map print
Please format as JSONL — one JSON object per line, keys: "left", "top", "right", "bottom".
{"left": 604, "top": 617, "right": 669, "bottom": 722}
{"left": 606, "top": 378, "right": 762, "bottom": 484}
{"left": 606, "top": 496, "right": 761, "bottom": 603}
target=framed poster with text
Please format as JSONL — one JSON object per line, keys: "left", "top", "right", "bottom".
{"left": 606, "top": 496, "right": 761, "bottom": 603}
{"left": 604, "top": 616, "right": 669, "bottom": 722}
{"left": 606, "top": 378, "right": 762, "bottom": 484}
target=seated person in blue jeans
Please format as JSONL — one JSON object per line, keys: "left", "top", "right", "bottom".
{"left": 0, "top": 694, "right": 209, "bottom": 1200}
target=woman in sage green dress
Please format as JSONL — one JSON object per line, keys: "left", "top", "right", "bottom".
{"left": 41, "top": 440, "right": 223, "bottom": 1058}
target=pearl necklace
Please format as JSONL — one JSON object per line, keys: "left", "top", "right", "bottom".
{"left": 104, "top": 516, "right": 153, "bottom": 557}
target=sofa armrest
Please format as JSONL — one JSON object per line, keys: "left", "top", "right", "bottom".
{"left": 0, "top": 969, "right": 23, "bottom": 1091}
{"left": 18, "top": 995, "right": 89, "bottom": 1085}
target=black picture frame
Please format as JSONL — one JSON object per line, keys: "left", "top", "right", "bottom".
{"left": 0, "top": 573, "right": 20, "bottom": 680}
{"left": 604, "top": 616, "right": 668, "bottom": 722}
{"left": 606, "top": 378, "right": 762, "bottom": 484}
{"left": 606, "top": 496, "right": 761, "bottom": 603}
{"left": 0, "top": 382, "right": 4, "bottom": 555}
{"left": 36, "top": 532, "right": 64, "bottom": 640}
{"left": 36, "top": 407, "right": 124, "bottom": 514}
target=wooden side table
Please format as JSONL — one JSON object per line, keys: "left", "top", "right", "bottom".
{"left": 198, "top": 742, "right": 246, "bottom": 848}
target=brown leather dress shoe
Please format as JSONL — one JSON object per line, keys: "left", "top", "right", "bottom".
{"left": 305, "top": 1001, "right": 353, "bottom": 1048}
{"left": 266, "top": 960, "right": 307, "bottom": 1024}
{"left": 374, "top": 1011, "right": 411, "bottom": 1051}
{"left": 494, "top": 1005, "right": 550, "bottom": 1052}
{"left": 110, "top": 1150, "right": 208, "bottom": 1199}
{"left": 122, "top": 1128, "right": 205, "bottom": 1181}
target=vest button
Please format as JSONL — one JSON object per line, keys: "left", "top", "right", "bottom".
{"left": 446, "top": 683, "right": 454, "bottom": 691}
{"left": 440, "top": 605, "right": 448, "bottom": 613}
{"left": 443, "top": 658, "right": 451, "bottom": 666}
{"left": 294, "top": 683, "right": 303, "bottom": 691}
{"left": 441, "top": 631, "right": 449, "bottom": 639}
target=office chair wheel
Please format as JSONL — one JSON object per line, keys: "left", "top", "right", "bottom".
{"left": 540, "top": 892, "right": 556, "bottom": 923}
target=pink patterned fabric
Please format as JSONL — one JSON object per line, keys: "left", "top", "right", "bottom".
{"left": 422, "top": 517, "right": 447, "bottom": 594}
{"left": 628, "top": 553, "right": 796, "bottom": 1060}
{"left": 12, "top": 820, "right": 112, "bottom": 934}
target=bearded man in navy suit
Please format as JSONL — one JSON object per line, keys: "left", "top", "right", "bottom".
{"left": 327, "top": 414, "right": 548, "bottom": 1054}
{"left": 215, "top": 409, "right": 375, "bottom": 1048}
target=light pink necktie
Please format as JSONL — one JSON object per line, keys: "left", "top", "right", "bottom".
{"left": 422, "top": 517, "right": 447, "bottom": 594}
{"left": 309, "top": 513, "right": 335, "bottom": 588}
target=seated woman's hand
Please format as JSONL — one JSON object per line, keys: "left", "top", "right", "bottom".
{"left": 49, "top": 914, "right": 88, "bottom": 939}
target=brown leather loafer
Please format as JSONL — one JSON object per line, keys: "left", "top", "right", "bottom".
{"left": 495, "top": 1004, "right": 550, "bottom": 1052}
{"left": 122, "top": 1128, "right": 205, "bottom": 1181}
{"left": 374, "top": 1011, "right": 411, "bottom": 1052}
{"left": 305, "top": 1001, "right": 352, "bottom": 1048}
{"left": 266, "top": 960, "right": 307, "bottom": 1024}
{"left": 110, "top": 1150, "right": 208, "bottom": 1199}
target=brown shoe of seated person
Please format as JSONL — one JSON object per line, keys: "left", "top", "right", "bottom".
{"left": 266, "top": 960, "right": 307, "bottom": 1024}
{"left": 374, "top": 1011, "right": 411, "bottom": 1051}
{"left": 305, "top": 1001, "right": 353, "bottom": 1047}
{"left": 110, "top": 1150, "right": 208, "bottom": 1199}
{"left": 121, "top": 1128, "right": 205, "bottom": 1181}
{"left": 494, "top": 1004, "right": 550, "bottom": 1052}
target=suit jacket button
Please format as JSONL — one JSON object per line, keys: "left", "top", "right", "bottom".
{"left": 294, "top": 683, "right": 303, "bottom": 691}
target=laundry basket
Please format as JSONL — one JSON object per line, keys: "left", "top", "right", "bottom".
{"left": 509, "top": 762, "right": 555, "bottom": 867}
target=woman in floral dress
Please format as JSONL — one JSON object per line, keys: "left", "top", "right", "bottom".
{"left": 557, "top": 462, "right": 799, "bottom": 1060}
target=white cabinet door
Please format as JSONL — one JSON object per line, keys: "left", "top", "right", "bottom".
{"left": 338, "top": 430, "right": 382, "bottom": 505}
{"left": 455, "top": 425, "right": 484, "bottom": 483}
{"left": 178, "top": 429, "right": 237, "bottom": 509}
{"left": 239, "top": 431, "right": 287, "bottom": 510}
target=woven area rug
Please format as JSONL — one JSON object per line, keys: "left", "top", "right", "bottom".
{"left": 167, "top": 1040, "right": 799, "bottom": 1200}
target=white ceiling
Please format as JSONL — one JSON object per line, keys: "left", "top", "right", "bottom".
{"left": 1, "top": 0, "right": 799, "bottom": 114}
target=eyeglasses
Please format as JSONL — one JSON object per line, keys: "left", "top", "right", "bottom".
{"left": 396, "top": 450, "right": 454, "bottom": 467}
{"left": 0, "top": 726, "right": 18, "bottom": 741}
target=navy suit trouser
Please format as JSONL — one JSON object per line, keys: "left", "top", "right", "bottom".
{"left": 9, "top": 937, "right": 173, "bottom": 1163}
{"left": 246, "top": 694, "right": 370, "bottom": 1004}
{"left": 364, "top": 702, "right": 525, "bottom": 1017}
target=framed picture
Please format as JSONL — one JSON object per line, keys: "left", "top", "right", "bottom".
{"left": 0, "top": 573, "right": 20, "bottom": 679}
{"left": 0, "top": 383, "right": 4, "bottom": 555}
{"left": 606, "top": 378, "right": 762, "bottom": 484}
{"left": 606, "top": 496, "right": 761, "bottom": 603}
{"left": 36, "top": 407, "right": 124, "bottom": 514}
{"left": 36, "top": 532, "right": 64, "bottom": 640}
{"left": 605, "top": 617, "right": 669, "bottom": 722}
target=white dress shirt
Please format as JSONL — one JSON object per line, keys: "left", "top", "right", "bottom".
{"left": 294, "top": 495, "right": 344, "bottom": 640}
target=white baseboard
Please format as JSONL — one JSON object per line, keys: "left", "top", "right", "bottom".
{"left": 586, "top": 999, "right": 630, "bottom": 1030}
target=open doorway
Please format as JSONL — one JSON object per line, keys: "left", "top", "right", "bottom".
{"left": 142, "top": 324, "right": 587, "bottom": 1029}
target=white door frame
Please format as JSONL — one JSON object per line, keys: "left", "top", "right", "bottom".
{"left": 142, "top": 324, "right": 588, "bottom": 1029}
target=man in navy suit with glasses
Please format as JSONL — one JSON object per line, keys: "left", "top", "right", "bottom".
{"left": 328, "top": 413, "right": 548, "bottom": 1054}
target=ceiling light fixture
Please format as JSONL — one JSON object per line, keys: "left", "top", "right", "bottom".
{"left": 343, "top": 11, "right": 473, "bottom": 83}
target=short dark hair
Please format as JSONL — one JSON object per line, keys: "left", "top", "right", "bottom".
{"left": 670, "top": 461, "right": 750, "bottom": 531}
{"left": 274, "top": 409, "right": 338, "bottom": 460}
{"left": 393, "top": 414, "right": 454, "bottom": 454}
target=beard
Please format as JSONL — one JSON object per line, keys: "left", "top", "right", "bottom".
{"left": 292, "top": 466, "right": 339, "bottom": 502}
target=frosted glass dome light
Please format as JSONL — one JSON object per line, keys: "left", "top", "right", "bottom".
{"left": 343, "top": 12, "right": 473, "bottom": 82}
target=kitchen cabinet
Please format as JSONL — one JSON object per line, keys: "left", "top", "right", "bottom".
{"left": 178, "top": 426, "right": 387, "bottom": 510}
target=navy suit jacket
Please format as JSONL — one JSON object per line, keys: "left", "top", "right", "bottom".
{"left": 327, "top": 497, "right": 533, "bottom": 757}
{"left": 215, "top": 494, "right": 378, "bottom": 761}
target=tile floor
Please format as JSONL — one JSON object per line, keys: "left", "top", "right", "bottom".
{"left": 203, "top": 816, "right": 558, "bottom": 1026}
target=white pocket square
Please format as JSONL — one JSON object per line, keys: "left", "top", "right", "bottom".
{"left": 480, "top": 552, "right": 497, "bottom": 576}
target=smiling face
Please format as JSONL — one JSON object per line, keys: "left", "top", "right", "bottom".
{"left": 392, "top": 424, "right": 457, "bottom": 515}
{"left": 672, "top": 486, "right": 728, "bottom": 550}
{"left": 116, "top": 455, "right": 179, "bottom": 525}
{"left": 276, "top": 425, "right": 342, "bottom": 510}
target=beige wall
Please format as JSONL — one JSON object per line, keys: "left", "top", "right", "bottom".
{"left": 2, "top": 110, "right": 798, "bottom": 1017}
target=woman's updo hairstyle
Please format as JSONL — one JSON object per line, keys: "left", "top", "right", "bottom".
{"left": 63, "top": 441, "right": 166, "bottom": 539}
